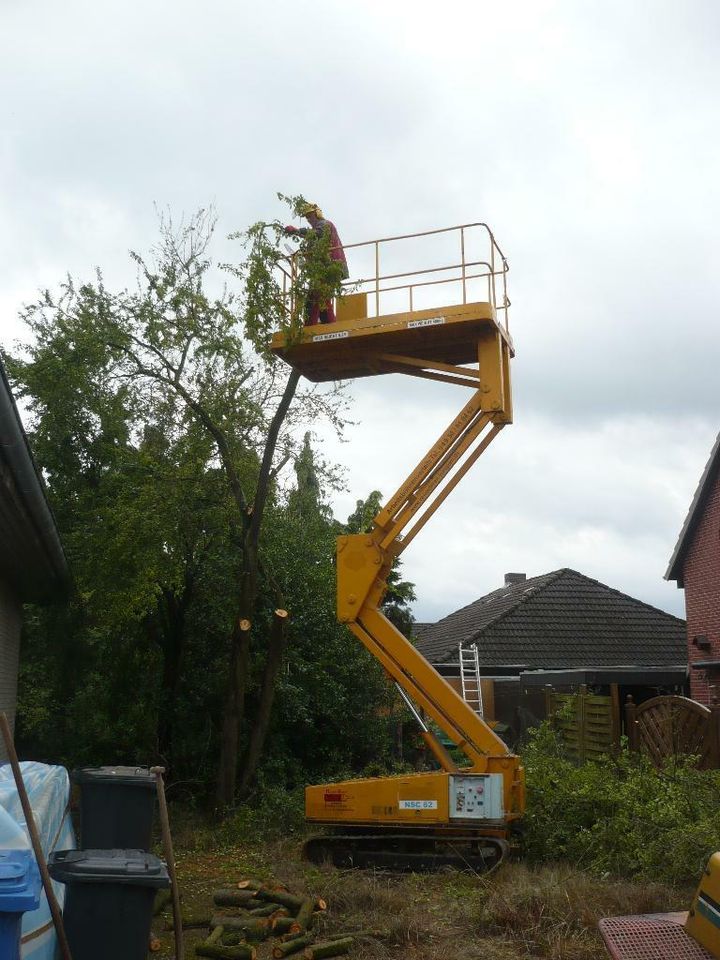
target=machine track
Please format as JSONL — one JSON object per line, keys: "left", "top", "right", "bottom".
{"left": 303, "top": 832, "right": 508, "bottom": 872}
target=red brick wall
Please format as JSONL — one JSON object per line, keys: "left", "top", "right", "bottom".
{"left": 682, "top": 470, "right": 720, "bottom": 704}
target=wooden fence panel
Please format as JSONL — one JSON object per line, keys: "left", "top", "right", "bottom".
{"left": 546, "top": 687, "right": 616, "bottom": 762}
{"left": 625, "top": 695, "right": 720, "bottom": 769}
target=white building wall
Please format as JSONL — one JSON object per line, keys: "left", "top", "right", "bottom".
{"left": 0, "top": 577, "right": 21, "bottom": 761}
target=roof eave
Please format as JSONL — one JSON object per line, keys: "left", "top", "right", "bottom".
{"left": 0, "top": 359, "right": 70, "bottom": 601}
{"left": 665, "top": 431, "right": 720, "bottom": 585}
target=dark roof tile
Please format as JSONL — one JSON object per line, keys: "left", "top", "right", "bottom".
{"left": 415, "top": 568, "right": 686, "bottom": 668}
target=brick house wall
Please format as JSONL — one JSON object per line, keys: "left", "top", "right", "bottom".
{"left": 0, "top": 577, "right": 22, "bottom": 760}
{"left": 681, "top": 468, "right": 720, "bottom": 704}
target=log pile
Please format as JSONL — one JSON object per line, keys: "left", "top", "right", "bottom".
{"left": 155, "top": 876, "right": 382, "bottom": 959}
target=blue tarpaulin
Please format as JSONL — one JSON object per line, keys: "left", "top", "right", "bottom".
{"left": 0, "top": 762, "right": 75, "bottom": 959}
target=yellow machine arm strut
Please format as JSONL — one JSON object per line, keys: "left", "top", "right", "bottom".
{"left": 336, "top": 327, "right": 517, "bottom": 777}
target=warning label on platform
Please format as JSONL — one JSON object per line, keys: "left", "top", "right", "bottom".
{"left": 399, "top": 799, "right": 438, "bottom": 810}
{"left": 407, "top": 317, "right": 446, "bottom": 329}
{"left": 313, "top": 330, "right": 350, "bottom": 342}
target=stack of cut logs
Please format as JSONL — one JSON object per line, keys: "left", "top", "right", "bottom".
{"left": 161, "top": 878, "right": 378, "bottom": 959}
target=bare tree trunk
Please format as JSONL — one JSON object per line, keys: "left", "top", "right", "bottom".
{"left": 238, "top": 609, "right": 289, "bottom": 797}
{"left": 215, "top": 370, "right": 300, "bottom": 808}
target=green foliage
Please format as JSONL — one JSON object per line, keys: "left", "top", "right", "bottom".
{"left": 215, "top": 784, "right": 307, "bottom": 842}
{"left": 4, "top": 203, "right": 375, "bottom": 797}
{"left": 6, "top": 198, "right": 420, "bottom": 804}
{"left": 227, "top": 192, "right": 347, "bottom": 353}
{"left": 261, "top": 446, "right": 400, "bottom": 784}
{"left": 521, "top": 718, "right": 720, "bottom": 883}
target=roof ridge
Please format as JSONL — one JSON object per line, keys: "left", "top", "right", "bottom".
{"left": 469, "top": 568, "right": 567, "bottom": 647}
{"left": 429, "top": 581, "right": 517, "bottom": 628}
{"left": 559, "top": 567, "right": 686, "bottom": 625}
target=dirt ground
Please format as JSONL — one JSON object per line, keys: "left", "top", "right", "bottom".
{"left": 151, "top": 833, "right": 691, "bottom": 960}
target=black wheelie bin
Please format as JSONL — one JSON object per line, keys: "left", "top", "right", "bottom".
{"left": 48, "top": 849, "right": 169, "bottom": 960}
{"left": 72, "top": 766, "right": 156, "bottom": 850}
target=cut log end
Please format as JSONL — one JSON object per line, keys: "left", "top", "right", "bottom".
{"left": 237, "top": 880, "right": 260, "bottom": 890}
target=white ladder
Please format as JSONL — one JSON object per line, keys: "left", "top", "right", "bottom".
{"left": 459, "top": 643, "right": 484, "bottom": 718}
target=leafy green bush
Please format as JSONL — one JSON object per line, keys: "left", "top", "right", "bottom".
{"left": 215, "top": 784, "right": 307, "bottom": 844}
{"left": 521, "top": 718, "right": 720, "bottom": 883}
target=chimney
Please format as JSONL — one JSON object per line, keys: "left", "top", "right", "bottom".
{"left": 504, "top": 572, "right": 526, "bottom": 586}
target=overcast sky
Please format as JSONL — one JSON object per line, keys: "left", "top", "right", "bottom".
{"left": 2, "top": 0, "right": 718, "bottom": 622}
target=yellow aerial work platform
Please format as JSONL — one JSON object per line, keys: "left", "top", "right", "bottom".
{"left": 270, "top": 300, "right": 511, "bottom": 385}
{"left": 271, "top": 222, "right": 522, "bottom": 871}
{"left": 271, "top": 221, "right": 512, "bottom": 387}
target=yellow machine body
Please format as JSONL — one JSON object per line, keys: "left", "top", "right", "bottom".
{"left": 307, "top": 771, "right": 454, "bottom": 826}
{"left": 306, "top": 768, "right": 522, "bottom": 828}
{"left": 686, "top": 852, "right": 720, "bottom": 958}
{"left": 271, "top": 222, "right": 523, "bottom": 865}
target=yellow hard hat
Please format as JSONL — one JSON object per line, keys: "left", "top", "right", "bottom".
{"left": 299, "top": 201, "right": 323, "bottom": 219}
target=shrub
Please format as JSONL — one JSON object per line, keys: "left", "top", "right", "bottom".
{"left": 520, "top": 718, "right": 720, "bottom": 884}
{"left": 216, "top": 784, "right": 306, "bottom": 844}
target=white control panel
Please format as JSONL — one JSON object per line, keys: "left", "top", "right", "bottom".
{"left": 448, "top": 774, "right": 504, "bottom": 820}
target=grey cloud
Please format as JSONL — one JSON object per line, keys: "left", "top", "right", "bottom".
{"left": 3, "top": 0, "right": 719, "bottom": 630}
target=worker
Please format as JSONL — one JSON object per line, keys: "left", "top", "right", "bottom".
{"left": 284, "top": 203, "right": 348, "bottom": 325}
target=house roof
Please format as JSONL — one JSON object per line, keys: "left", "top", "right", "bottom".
{"left": 0, "top": 357, "right": 69, "bottom": 602}
{"left": 415, "top": 568, "right": 686, "bottom": 669}
{"left": 665, "top": 430, "right": 720, "bottom": 587}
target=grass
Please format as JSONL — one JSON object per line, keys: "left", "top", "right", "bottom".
{"left": 152, "top": 828, "right": 692, "bottom": 960}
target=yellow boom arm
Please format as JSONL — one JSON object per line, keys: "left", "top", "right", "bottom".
{"left": 336, "top": 328, "right": 515, "bottom": 774}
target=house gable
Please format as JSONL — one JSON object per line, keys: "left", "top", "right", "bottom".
{"left": 415, "top": 568, "right": 686, "bottom": 671}
{"left": 674, "top": 455, "right": 720, "bottom": 703}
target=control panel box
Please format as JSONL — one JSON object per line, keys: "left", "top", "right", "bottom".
{"left": 448, "top": 774, "right": 504, "bottom": 821}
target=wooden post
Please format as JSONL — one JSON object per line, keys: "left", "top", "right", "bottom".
{"left": 578, "top": 684, "right": 588, "bottom": 764}
{"left": 625, "top": 695, "right": 637, "bottom": 751}
{"left": 709, "top": 703, "right": 720, "bottom": 770}
{"left": 150, "top": 766, "right": 184, "bottom": 960}
{"left": 610, "top": 683, "right": 621, "bottom": 752}
{"left": 544, "top": 684, "right": 553, "bottom": 720}
{"left": 0, "top": 713, "right": 73, "bottom": 960}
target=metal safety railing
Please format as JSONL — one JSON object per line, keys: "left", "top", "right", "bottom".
{"left": 278, "top": 221, "right": 511, "bottom": 332}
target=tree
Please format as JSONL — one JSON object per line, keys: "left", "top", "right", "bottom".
{"left": 7, "top": 200, "right": 350, "bottom": 805}
{"left": 260, "top": 439, "right": 400, "bottom": 786}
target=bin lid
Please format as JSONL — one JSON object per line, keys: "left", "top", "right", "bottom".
{"left": 48, "top": 850, "right": 170, "bottom": 888}
{"left": 72, "top": 766, "right": 157, "bottom": 788}
{"left": 0, "top": 850, "right": 41, "bottom": 912}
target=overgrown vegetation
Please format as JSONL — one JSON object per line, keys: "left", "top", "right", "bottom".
{"left": 521, "top": 716, "right": 720, "bottom": 884}
{"left": 5, "top": 198, "right": 413, "bottom": 807}
{"left": 154, "top": 831, "right": 689, "bottom": 960}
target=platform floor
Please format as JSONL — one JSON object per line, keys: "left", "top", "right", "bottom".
{"left": 270, "top": 302, "right": 508, "bottom": 383}
{"left": 599, "top": 913, "right": 713, "bottom": 960}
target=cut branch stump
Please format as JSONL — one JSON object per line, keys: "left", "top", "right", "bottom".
{"left": 194, "top": 944, "right": 256, "bottom": 960}
{"left": 294, "top": 900, "right": 315, "bottom": 932}
{"left": 303, "top": 938, "right": 353, "bottom": 959}
{"left": 272, "top": 934, "right": 315, "bottom": 958}
{"left": 210, "top": 916, "right": 270, "bottom": 940}
{"left": 255, "top": 888, "right": 305, "bottom": 912}
{"left": 214, "top": 890, "right": 261, "bottom": 908}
